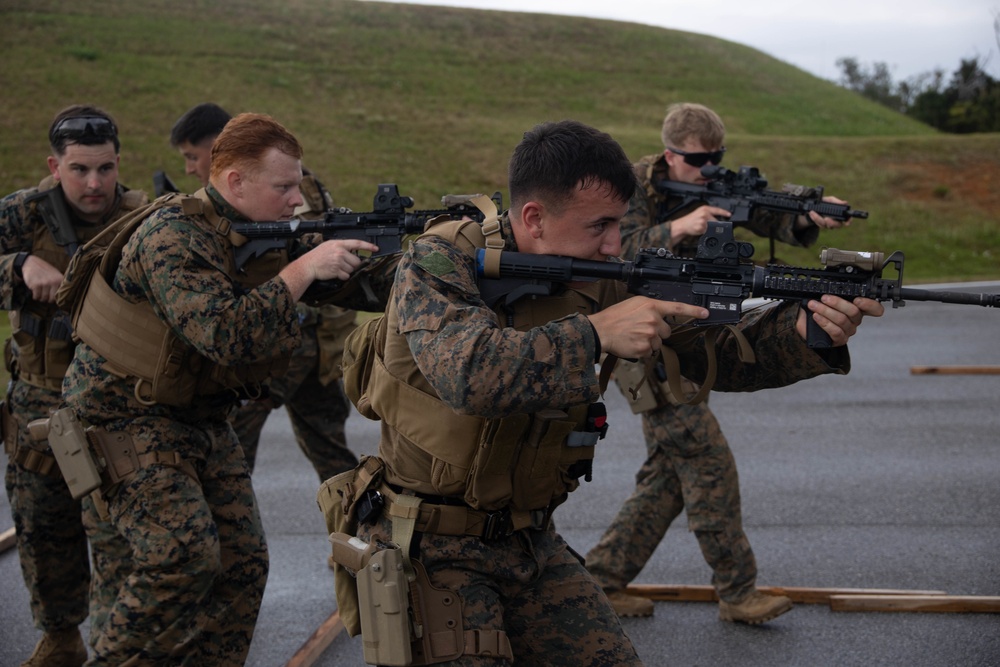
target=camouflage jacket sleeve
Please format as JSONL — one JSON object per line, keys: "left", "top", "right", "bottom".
{"left": 118, "top": 205, "right": 302, "bottom": 365}
{"left": 669, "top": 301, "right": 850, "bottom": 391}
{"left": 395, "top": 234, "right": 601, "bottom": 418}
{"left": 0, "top": 188, "right": 37, "bottom": 310}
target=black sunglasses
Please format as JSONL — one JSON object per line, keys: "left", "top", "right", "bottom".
{"left": 50, "top": 116, "right": 118, "bottom": 143}
{"left": 668, "top": 146, "right": 726, "bottom": 168}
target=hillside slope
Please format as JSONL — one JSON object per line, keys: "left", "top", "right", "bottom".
{"left": 1, "top": 0, "right": 996, "bottom": 280}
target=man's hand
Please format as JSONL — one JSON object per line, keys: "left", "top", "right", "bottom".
{"left": 800, "top": 195, "right": 854, "bottom": 230}
{"left": 279, "top": 238, "right": 380, "bottom": 301}
{"left": 19, "top": 255, "right": 64, "bottom": 303}
{"left": 669, "top": 205, "right": 731, "bottom": 244}
{"left": 796, "top": 295, "right": 885, "bottom": 346}
{"left": 589, "top": 296, "right": 708, "bottom": 359}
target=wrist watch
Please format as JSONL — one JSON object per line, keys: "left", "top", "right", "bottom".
{"left": 12, "top": 251, "right": 29, "bottom": 279}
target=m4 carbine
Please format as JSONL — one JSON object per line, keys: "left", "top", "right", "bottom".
{"left": 232, "top": 183, "right": 502, "bottom": 271}
{"left": 476, "top": 220, "right": 998, "bottom": 349}
{"left": 655, "top": 164, "right": 868, "bottom": 226}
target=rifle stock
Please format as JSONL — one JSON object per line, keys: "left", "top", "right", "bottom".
{"left": 477, "top": 220, "right": 998, "bottom": 349}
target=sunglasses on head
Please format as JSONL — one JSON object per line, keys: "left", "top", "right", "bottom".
{"left": 50, "top": 116, "right": 118, "bottom": 143}
{"left": 668, "top": 146, "right": 726, "bottom": 168}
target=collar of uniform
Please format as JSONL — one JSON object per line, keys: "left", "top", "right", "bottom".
{"left": 204, "top": 183, "right": 250, "bottom": 223}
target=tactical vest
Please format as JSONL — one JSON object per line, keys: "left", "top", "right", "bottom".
{"left": 10, "top": 178, "right": 147, "bottom": 391}
{"left": 68, "top": 189, "right": 291, "bottom": 407}
{"left": 369, "top": 215, "right": 618, "bottom": 514}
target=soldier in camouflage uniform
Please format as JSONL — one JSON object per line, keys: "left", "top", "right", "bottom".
{"left": 169, "top": 103, "right": 358, "bottom": 483}
{"left": 61, "top": 113, "right": 382, "bottom": 666}
{"left": 1, "top": 105, "right": 147, "bottom": 667}
{"left": 585, "top": 102, "right": 862, "bottom": 623}
{"left": 346, "top": 120, "right": 882, "bottom": 665}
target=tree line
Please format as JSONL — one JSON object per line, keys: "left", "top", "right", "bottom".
{"left": 836, "top": 12, "right": 1000, "bottom": 133}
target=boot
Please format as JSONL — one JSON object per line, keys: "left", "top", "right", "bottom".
{"left": 20, "top": 627, "right": 88, "bottom": 667}
{"left": 605, "top": 590, "right": 655, "bottom": 618}
{"left": 718, "top": 590, "right": 793, "bottom": 625}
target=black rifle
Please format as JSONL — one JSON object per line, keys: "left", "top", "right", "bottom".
{"left": 24, "top": 186, "right": 81, "bottom": 255}
{"left": 476, "top": 220, "right": 998, "bottom": 349}
{"left": 232, "top": 183, "right": 502, "bottom": 271}
{"left": 22, "top": 185, "right": 79, "bottom": 341}
{"left": 655, "top": 164, "right": 868, "bottom": 227}
{"left": 153, "top": 171, "right": 180, "bottom": 197}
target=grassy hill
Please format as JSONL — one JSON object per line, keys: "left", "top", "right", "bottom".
{"left": 1, "top": 0, "right": 997, "bottom": 284}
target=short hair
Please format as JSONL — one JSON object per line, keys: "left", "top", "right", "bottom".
{"left": 170, "top": 103, "right": 232, "bottom": 147}
{"left": 209, "top": 113, "right": 303, "bottom": 182}
{"left": 660, "top": 103, "right": 726, "bottom": 150}
{"left": 48, "top": 104, "right": 120, "bottom": 156}
{"left": 508, "top": 120, "right": 637, "bottom": 213}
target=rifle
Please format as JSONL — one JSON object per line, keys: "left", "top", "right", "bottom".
{"left": 476, "top": 220, "right": 998, "bottom": 349}
{"left": 153, "top": 171, "right": 180, "bottom": 197}
{"left": 232, "top": 183, "right": 503, "bottom": 271}
{"left": 654, "top": 164, "right": 868, "bottom": 227}
{"left": 24, "top": 186, "right": 81, "bottom": 255}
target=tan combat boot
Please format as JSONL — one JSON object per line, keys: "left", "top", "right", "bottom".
{"left": 605, "top": 590, "right": 655, "bottom": 618}
{"left": 718, "top": 590, "right": 793, "bottom": 625}
{"left": 20, "top": 627, "right": 88, "bottom": 667}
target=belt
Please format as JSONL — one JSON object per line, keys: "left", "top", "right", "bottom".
{"left": 380, "top": 483, "right": 549, "bottom": 542}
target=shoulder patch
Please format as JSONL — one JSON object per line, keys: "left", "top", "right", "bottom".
{"left": 417, "top": 251, "right": 457, "bottom": 276}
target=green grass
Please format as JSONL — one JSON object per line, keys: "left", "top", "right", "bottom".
{"left": 1, "top": 0, "right": 997, "bottom": 391}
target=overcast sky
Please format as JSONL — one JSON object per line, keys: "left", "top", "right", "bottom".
{"left": 365, "top": 0, "right": 999, "bottom": 81}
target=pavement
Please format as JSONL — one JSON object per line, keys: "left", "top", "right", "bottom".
{"left": 2, "top": 281, "right": 999, "bottom": 667}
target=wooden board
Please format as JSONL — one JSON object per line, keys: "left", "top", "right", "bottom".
{"left": 830, "top": 595, "right": 1000, "bottom": 613}
{"left": 284, "top": 610, "right": 345, "bottom": 667}
{"left": 0, "top": 526, "right": 16, "bottom": 554}
{"left": 626, "top": 584, "right": 947, "bottom": 605}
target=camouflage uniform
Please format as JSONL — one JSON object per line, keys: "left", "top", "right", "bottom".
{"left": 1, "top": 180, "right": 144, "bottom": 644}
{"left": 356, "top": 213, "right": 849, "bottom": 665}
{"left": 585, "top": 153, "right": 823, "bottom": 605}
{"left": 61, "top": 185, "right": 380, "bottom": 666}
{"left": 228, "top": 172, "right": 359, "bottom": 483}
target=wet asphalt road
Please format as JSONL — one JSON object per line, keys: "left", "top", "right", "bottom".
{"left": 2, "top": 281, "right": 999, "bottom": 666}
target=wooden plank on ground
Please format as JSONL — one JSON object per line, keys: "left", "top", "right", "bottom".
{"left": 910, "top": 366, "right": 1000, "bottom": 375}
{"left": 284, "top": 609, "right": 344, "bottom": 667}
{"left": 0, "top": 526, "right": 16, "bottom": 554}
{"left": 830, "top": 595, "right": 1000, "bottom": 613}
{"left": 626, "top": 584, "right": 947, "bottom": 605}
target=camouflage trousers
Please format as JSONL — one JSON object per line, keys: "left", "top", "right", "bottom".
{"left": 358, "top": 516, "right": 642, "bottom": 666}
{"left": 85, "top": 420, "right": 268, "bottom": 667}
{"left": 3, "top": 380, "right": 90, "bottom": 633}
{"left": 229, "top": 321, "right": 356, "bottom": 483}
{"left": 585, "top": 400, "right": 757, "bottom": 604}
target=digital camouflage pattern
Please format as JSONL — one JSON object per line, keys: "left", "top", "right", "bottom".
{"left": 358, "top": 513, "right": 642, "bottom": 667}
{"left": 1, "top": 182, "right": 143, "bottom": 641}
{"left": 229, "top": 304, "right": 358, "bottom": 482}
{"left": 585, "top": 400, "right": 758, "bottom": 602}
{"left": 586, "top": 154, "right": 827, "bottom": 605}
{"left": 229, "top": 169, "right": 360, "bottom": 484}
{"left": 364, "top": 213, "right": 847, "bottom": 663}
{"left": 61, "top": 185, "right": 325, "bottom": 665}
